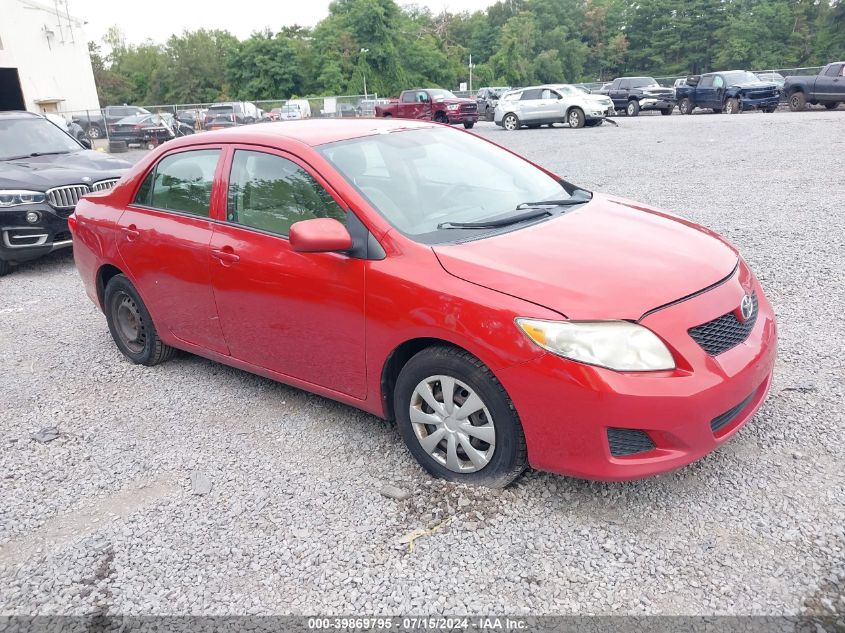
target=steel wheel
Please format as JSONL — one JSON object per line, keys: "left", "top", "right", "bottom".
{"left": 409, "top": 375, "right": 495, "bottom": 473}
{"left": 114, "top": 292, "right": 147, "bottom": 354}
{"left": 503, "top": 113, "right": 519, "bottom": 131}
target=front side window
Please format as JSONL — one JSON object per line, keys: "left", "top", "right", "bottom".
{"left": 137, "top": 149, "right": 220, "bottom": 217}
{"left": 699, "top": 75, "right": 714, "bottom": 88}
{"left": 713, "top": 76, "right": 725, "bottom": 89}
{"left": 226, "top": 150, "right": 345, "bottom": 237}
{"left": 319, "top": 127, "right": 577, "bottom": 244}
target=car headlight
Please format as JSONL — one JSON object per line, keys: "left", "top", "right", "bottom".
{"left": 446, "top": 104, "right": 460, "bottom": 111}
{"left": 0, "top": 190, "right": 47, "bottom": 207}
{"left": 516, "top": 318, "right": 675, "bottom": 371}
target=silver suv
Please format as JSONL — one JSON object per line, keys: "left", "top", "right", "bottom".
{"left": 494, "top": 84, "right": 614, "bottom": 130}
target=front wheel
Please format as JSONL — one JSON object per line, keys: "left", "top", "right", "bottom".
{"left": 463, "top": 121, "right": 475, "bottom": 129}
{"left": 104, "top": 274, "right": 176, "bottom": 366}
{"left": 568, "top": 108, "right": 586, "bottom": 128}
{"left": 394, "top": 346, "right": 527, "bottom": 487}
{"left": 725, "top": 98, "right": 741, "bottom": 114}
{"left": 789, "top": 92, "right": 806, "bottom": 112}
{"left": 679, "top": 98, "right": 693, "bottom": 115}
{"left": 502, "top": 113, "right": 520, "bottom": 131}
{"left": 0, "top": 260, "right": 12, "bottom": 277}
{"left": 626, "top": 100, "right": 640, "bottom": 116}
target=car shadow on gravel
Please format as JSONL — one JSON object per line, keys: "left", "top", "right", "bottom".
{"left": 2, "top": 248, "right": 75, "bottom": 278}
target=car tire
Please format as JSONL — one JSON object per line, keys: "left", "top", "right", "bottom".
{"left": 764, "top": 106, "right": 777, "bottom": 113}
{"left": 393, "top": 345, "right": 527, "bottom": 488}
{"left": 104, "top": 274, "right": 176, "bottom": 367}
{"left": 434, "top": 112, "right": 448, "bottom": 124}
{"left": 584, "top": 119, "right": 603, "bottom": 127}
{"left": 661, "top": 107, "right": 673, "bottom": 115}
{"left": 824, "top": 102, "right": 839, "bottom": 110}
{"left": 679, "top": 98, "right": 693, "bottom": 115}
{"left": 789, "top": 92, "right": 806, "bottom": 112}
{"left": 725, "top": 98, "right": 740, "bottom": 114}
{"left": 463, "top": 121, "right": 475, "bottom": 129}
{"left": 712, "top": 108, "right": 722, "bottom": 114}
{"left": 502, "top": 113, "right": 520, "bottom": 131}
{"left": 0, "top": 260, "right": 12, "bottom": 277}
{"left": 382, "top": 113, "right": 392, "bottom": 118}
{"left": 145, "top": 141, "right": 158, "bottom": 151}
{"left": 626, "top": 100, "right": 640, "bottom": 116}
{"left": 568, "top": 108, "right": 586, "bottom": 128}
{"left": 86, "top": 125, "right": 102, "bottom": 139}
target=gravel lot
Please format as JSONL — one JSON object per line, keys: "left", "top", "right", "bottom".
{"left": 1, "top": 110, "right": 843, "bottom": 617}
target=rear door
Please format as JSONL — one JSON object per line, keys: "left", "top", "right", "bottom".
{"left": 517, "top": 88, "right": 543, "bottom": 122}
{"left": 117, "top": 147, "right": 229, "bottom": 354}
{"left": 815, "top": 63, "right": 845, "bottom": 100}
{"left": 696, "top": 75, "right": 717, "bottom": 107}
{"left": 538, "top": 88, "right": 566, "bottom": 121}
{"left": 208, "top": 146, "right": 367, "bottom": 398}
{"left": 609, "top": 79, "right": 627, "bottom": 109}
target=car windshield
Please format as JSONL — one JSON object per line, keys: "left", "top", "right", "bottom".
{"left": 556, "top": 85, "right": 579, "bottom": 95}
{"left": 208, "top": 106, "right": 234, "bottom": 114}
{"left": 722, "top": 71, "right": 761, "bottom": 85}
{"left": 319, "top": 127, "right": 581, "bottom": 244}
{"left": 0, "top": 116, "right": 82, "bottom": 160}
{"left": 282, "top": 105, "right": 300, "bottom": 113}
{"left": 116, "top": 115, "right": 150, "bottom": 125}
{"left": 631, "top": 77, "right": 659, "bottom": 88}
{"left": 429, "top": 89, "right": 457, "bottom": 100}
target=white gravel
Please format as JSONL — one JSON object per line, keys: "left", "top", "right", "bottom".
{"left": 1, "top": 110, "right": 843, "bottom": 616}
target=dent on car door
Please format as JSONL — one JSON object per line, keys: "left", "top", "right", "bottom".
{"left": 208, "top": 146, "right": 367, "bottom": 399}
{"left": 117, "top": 148, "right": 229, "bottom": 354}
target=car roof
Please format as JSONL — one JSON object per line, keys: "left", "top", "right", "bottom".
{"left": 170, "top": 118, "right": 439, "bottom": 148}
{"left": 0, "top": 110, "right": 43, "bottom": 120}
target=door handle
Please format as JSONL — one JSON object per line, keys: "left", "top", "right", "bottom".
{"left": 211, "top": 249, "right": 240, "bottom": 264}
{"left": 122, "top": 225, "right": 140, "bottom": 240}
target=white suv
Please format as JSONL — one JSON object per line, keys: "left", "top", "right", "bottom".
{"left": 494, "top": 84, "right": 614, "bottom": 130}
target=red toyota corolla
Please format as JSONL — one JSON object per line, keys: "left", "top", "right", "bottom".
{"left": 69, "top": 119, "right": 776, "bottom": 486}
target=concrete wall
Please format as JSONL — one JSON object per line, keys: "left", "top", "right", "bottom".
{"left": 0, "top": 0, "right": 100, "bottom": 114}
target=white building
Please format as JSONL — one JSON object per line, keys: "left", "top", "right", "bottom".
{"left": 0, "top": 0, "right": 100, "bottom": 115}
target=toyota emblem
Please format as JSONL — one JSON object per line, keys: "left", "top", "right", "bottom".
{"left": 740, "top": 295, "right": 754, "bottom": 322}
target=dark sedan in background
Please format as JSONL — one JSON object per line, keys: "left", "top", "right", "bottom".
{"left": 109, "top": 114, "right": 194, "bottom": 149}
{"left": 0, "top": 111, "right": 131, "bottom": 276}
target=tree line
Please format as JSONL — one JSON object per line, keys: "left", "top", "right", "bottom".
{"left": 90, "top": 0, "right": 845, "bottom": 106}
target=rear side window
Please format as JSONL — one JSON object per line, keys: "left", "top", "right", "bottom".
{"left": 134, "top": 149, "right": 220, "bottom": 217}
{"left": 226, "top": 150, "right": 345, "bottom": 237}
{"left": 401, "top": 92, "right": 416, "bottom": 103}
{"left": 520, "top": 89, "right": 542, "bottom": 100}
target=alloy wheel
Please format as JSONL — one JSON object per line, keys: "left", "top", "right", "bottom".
{"left": 409, "top": 375, "right": 496, "bottom": 473}
{"left": 503, "top": 114, "right": 518, "bottom": 131}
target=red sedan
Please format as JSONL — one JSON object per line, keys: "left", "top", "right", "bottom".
{"left": 69, "top": 119, "right": 776, "bottom": 486}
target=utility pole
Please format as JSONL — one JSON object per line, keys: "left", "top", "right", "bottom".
{"left": 469, "top": 53, "right": 475, "bottom": 93}
{"left": 360, "top": 48, "right": 370, "bottom": 100}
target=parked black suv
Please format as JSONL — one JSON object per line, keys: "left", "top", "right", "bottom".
{"left": 0, "top": 111, "right": 131, "bottom": 276}
{"left": 601, "top": 77, "right": 675, "bottom": 116}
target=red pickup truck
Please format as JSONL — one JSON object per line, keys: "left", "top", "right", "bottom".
{"left": 375, "top": 89, "right": 478, "bottom": 128}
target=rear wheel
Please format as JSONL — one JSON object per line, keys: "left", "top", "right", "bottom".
{"left": 789, "top": 91, "right": 806, "bottom": 112}
{"left": 0, "top": 260, "right": 12, "bottom": 277}
{"left": 104, "top": 274, "right": 176, "bottom": 366}
{"left": 568, "top": 108, "right": 586, "bottom": 128}
{"left": 764, "top": 106, "right": 777, "bottom": 113}
{"left": 86, "top": 125, "right": 102, "bottom": 139}
{"left": 393, "top": 346, "right": 527, "bottom": 487}
{"left": 725, "top": 98, "right": 740, "bottom": 114}
{"left": 679, "top": 98, "right": 693, "bottom": 115}
{"left": 463, "top": 121, "right": 475, "bottom": 129}
{"left": 626, "top": 100, "right": 640, "bottom": 116}
{"left": 824, "top": 102, "right": 840, "bottom": 110}
{"left": 661, "top": 106, "right": 673, "bottom": 115}
{"left": 502, "top": 113, "right": 520, "bottom": 131}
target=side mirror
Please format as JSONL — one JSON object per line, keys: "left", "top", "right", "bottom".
{"left": 80, "top": 138, "right": 92, "bottom": 149}
{"left": 289, "top": 217, "right": 353, "bottom": 253}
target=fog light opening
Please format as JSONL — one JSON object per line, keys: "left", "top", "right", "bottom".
{"left": 25, "top": 211, "right": 41, "bottom": 224}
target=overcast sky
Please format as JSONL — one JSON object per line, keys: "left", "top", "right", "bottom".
{"left": 71, "top": 0, "right": 497, "bottom": 45}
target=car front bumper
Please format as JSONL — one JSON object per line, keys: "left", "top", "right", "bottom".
{"left": 639, "top": 98, "right": 675, "bottom": 110}
{"left": 447, "top": 112, "right": 479, "bottom": 124}
{"left": 498, "top": 263, "right": 777, "bottom": 481}
{"left": 0, "top": 204, "right": 72, "bottom": 263}
{"left": 738, "top": 95, "right": 781, "bottom": 110}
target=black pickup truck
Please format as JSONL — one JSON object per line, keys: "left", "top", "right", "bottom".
{"left": 675, "top": 70, "right": 780, "bottom": 115}
{"left": 600, "top": 77, "right": 675, "bottom": 116}
{"left": 783, "top": 62, "right": 845, "bottom": 111}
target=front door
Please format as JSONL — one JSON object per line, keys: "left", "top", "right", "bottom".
{"left": 209, "top": 146, "right": 367, "bottom": 398}
{"left": 117, "top": 147, "right": 229, "bottom": 355}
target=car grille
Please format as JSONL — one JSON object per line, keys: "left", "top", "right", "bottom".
{"left": 46, "top": 185, "right": 89, "bottom": 210}
{"left": 688, "top": 294, "right": 758, "bottom": 356}
{"left": 607, "top": 428, "right": 656, "bottom": 457}
{"left": 92, "top": 179, "right": 119, "bottom": 192}
{"left": 460, "top": 103, "right": 477, "bottom": 112}
{"left": 710, "top": 392, "right": 755, "bottom": 434}
{"left": 748, "top": 89, "right": 777, "bottom": 99}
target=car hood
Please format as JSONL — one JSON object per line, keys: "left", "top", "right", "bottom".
{"left": 432, "top": 193, "right": 738, "bottom": 320}
{"left": 437, "top": 98, "right": 475, "bottom": 105}
{"left": 0, "top": 151, "right": 131, "bottom": 190}
{"left": 584, "top": 93, "right": 613, "bottom": 103}
{"left": 731, "top": 81, "right": 778, "bottom": 90}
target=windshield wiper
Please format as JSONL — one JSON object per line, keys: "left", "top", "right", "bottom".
{"left": 516, "top": 191, "right": 593, "bottom": 209}
{"left": 438, "top": 208, "right": 552, "bottom": 229}
{"left": 28, "top": 151, "right": 73, "bottom": 157}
